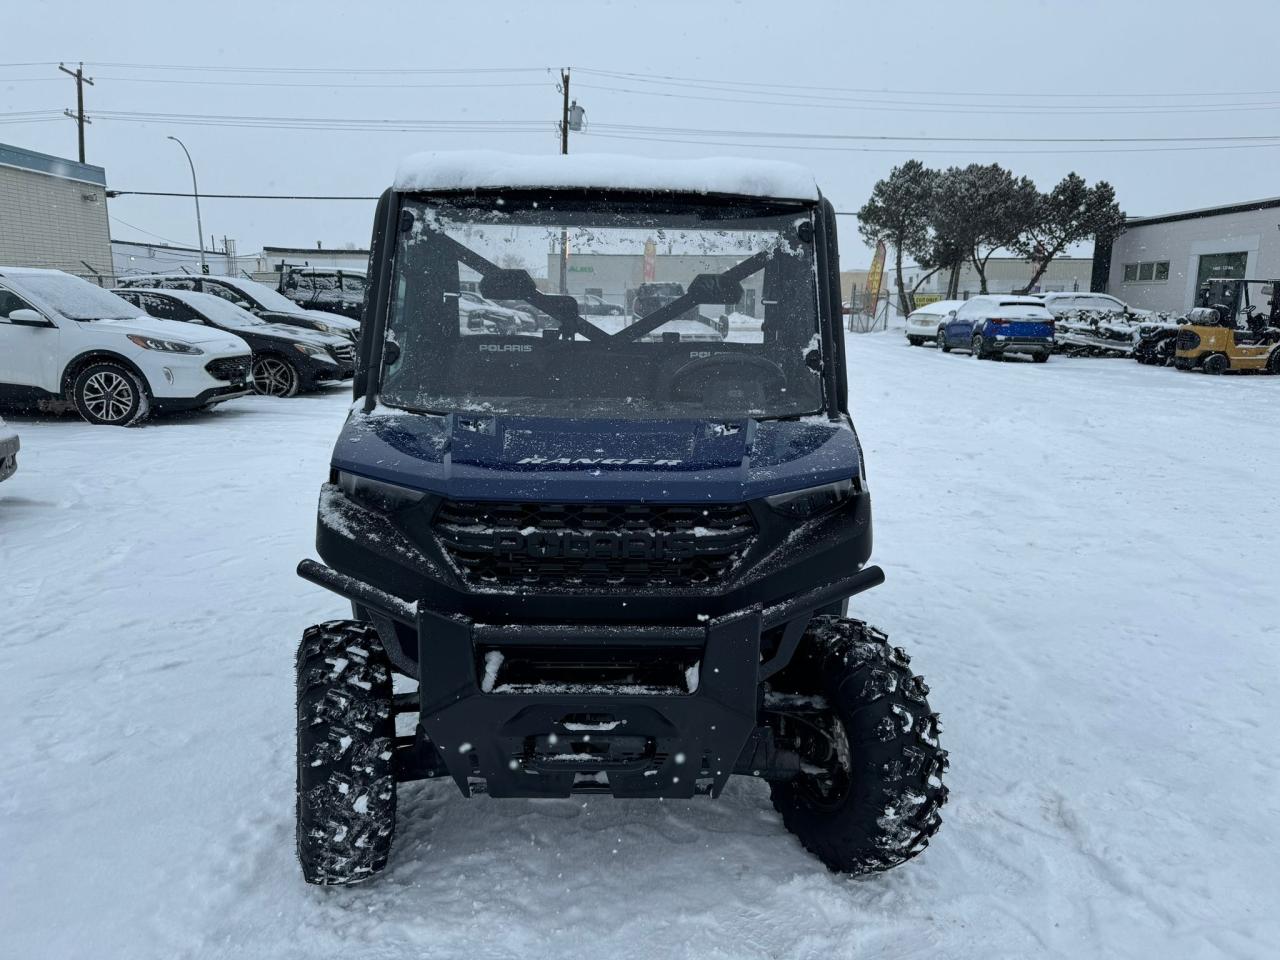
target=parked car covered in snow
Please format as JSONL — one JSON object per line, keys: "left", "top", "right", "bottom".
{"left": 279, "top": 267, "right": 367, "bottom": 322}
{"left": 117, "top": 274, "right": 360, "bottom": 342}
{"left": 114, "top": 288, "right": 356, "bottom": 397}
{"left": 458, "top": 291, "right": 538, "bottom": 335}
{"left": 938, "top": 295, "right": 1055, "bottom": 361}
{"left": 573, "top": 292, "right": 625, "bottom": 316}
{"left": 0, "top": 267, "right": 252, "bottom": 425}
{"left": 904, "top": 299, "right": 965, "bottom": 346}
{"left": 1038, "top": 292, "right": 1150, "bottom": 320}
{"left": 0, "top": 414, "right": 17, "bottom": 482}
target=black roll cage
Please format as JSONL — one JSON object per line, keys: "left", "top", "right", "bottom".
{"left": 356, "top": 187, "right": 849, "bottom": 419}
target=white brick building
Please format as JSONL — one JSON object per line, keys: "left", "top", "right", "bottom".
{"left": 0, "top": 142, "right": 113, "bottom": 283}
{"left": 1103, "top": 198, "right": 1280, "bottom": 313}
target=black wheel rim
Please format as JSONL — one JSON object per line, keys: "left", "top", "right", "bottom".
{"left": 82, "top": 371, "right": 134, "bottom": 422}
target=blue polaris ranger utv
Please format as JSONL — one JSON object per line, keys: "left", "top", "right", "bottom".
{"left": 295, "top": 152, "right": 947, "bottom": 884}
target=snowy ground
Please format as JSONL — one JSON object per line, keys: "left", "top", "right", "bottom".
{"left": 2, "top": 335, "right": 1278, "bottom": 959}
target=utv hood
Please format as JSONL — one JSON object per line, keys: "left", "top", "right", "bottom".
{"left": 331, "top": 408, "right": 861, "bottom": 503}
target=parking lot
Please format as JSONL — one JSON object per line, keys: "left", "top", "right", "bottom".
{"left": 3, "top": 332, "right": 1276, "bottom": 960}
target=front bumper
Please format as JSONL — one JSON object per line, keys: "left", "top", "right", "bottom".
{"left": 295, "top": 353, "right": 355, "bottom": 386}
{"left": 297, "top": 557, "right": 883, "bottom": 799}
{"left": 0, "top": 430, "right": 18, "bottom": 482}
{"left": 153, "top": 383, "right": 251, "bottom": 412}
{"left": 148, "top": 349, "right": 252, "bottom": 401}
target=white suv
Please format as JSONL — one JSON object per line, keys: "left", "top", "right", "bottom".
{"left": 0, "top": 267, "right": 253, "bottom": 426}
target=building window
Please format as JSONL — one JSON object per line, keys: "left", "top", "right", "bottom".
{"left": 1123, "top": 260, "right": 1170, "bottom": 283}
{"left": 1196, "top": 251, "right": 1248, "bottom": 288}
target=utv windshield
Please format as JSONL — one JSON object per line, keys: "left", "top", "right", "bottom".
{"left": 380, "top": 195, "right": 824, "bottom": 419}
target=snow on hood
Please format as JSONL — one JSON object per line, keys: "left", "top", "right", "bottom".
{"left": 332, "top": 408, "right": 857, "bottom": 503}
{"left": 95, "top": 315, "right": 249, "bottom": 351}
{"left": 303, "top": 309, "right": 359, "bottom": 329}
{"left": 255, "top": 322, "right": 349, "bottom": 346}
{"left": 393, "top": 150, "right": 820, "bottom": 201}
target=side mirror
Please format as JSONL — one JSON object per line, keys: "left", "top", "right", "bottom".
{"left": 382, "top": 340, "right": 401, "bottom": 365}
{"left": 7, "top": 308, "right": 49, "bottom": 327}
{"left": 947, "top": 310, "right": 957, "bottom": 319}
{"left": 687, "top": 274, "right": 744, "bottom": 305}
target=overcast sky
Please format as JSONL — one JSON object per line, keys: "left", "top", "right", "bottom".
{"left": 5, "top": 0, "right": 1279, "bottom": 270}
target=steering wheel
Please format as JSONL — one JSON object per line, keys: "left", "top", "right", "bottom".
{"left": 658, "top": 353, "right": 788, "bottom": 404}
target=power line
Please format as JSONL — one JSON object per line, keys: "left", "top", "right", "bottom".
{"left": 108, "top": 214, "right": 192, "bottom": 246}
{"left": 582, "top": 129, "right": 1280, "bottom": 156}
{"left": 576, "top": 82, "right": 1280, "bottom": 116}
{"left": 587, "top": 122, "right": 1280, "bottom": 145}
{"left": 575, "top": 67, "right": 1280, "bottom": 101}
{"left": 82, "top": 61, "right": 550, "bottom": 75}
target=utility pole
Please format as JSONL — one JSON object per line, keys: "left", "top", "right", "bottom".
{"left": 58, "top": 62, "right": 94, "bottom": 163}
{"left": 559, "top": 68, "right": 571, "bottom": 156}
{"left": 555, "top": 68, "right": 570, "bottom": 295}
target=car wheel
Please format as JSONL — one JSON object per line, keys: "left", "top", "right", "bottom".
{"left": 1202, "top": 353, "right": 1228, "bottom": 375}
{"left": 1268, "top": 348, "right": 1280, "bottom": 374}
{"left": 971, "top": 334, "right": 986, "bottom": 359}
{"left": 937, "top": 329, "right": 950, "bottom": 353}
{"left": 1032, "top": 350, "right": 1050, "bottom": 363}
{"left": 908, "top": 336, "right": 923, "bottom": 347}
{"left": 252, "top": 355, "right": 301, "bottom": 397}
{"left": 72, "top": 362, "right": 150, "bottom": 426}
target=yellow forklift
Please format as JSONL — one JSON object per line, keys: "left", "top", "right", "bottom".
{"left": 1175, "top": 278, "right": 1280, "bottom": 374}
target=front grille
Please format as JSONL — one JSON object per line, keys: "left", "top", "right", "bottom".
{"left": 205, "top": 356, "right": 251, "bottom": 382}
{"left": 328, "top": 343, "right": 356, "bottom": 364}
{"left": 1177, "top": 329, "right": 1201, "bottom": 351}
{"left": 433, "top": 500, "right": 757, "bottom": 588}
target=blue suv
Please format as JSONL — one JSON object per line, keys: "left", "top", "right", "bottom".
{"left": 938, "top": 295, "right": 1055, "bottom": 362}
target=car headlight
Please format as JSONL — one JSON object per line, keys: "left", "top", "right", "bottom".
{"left": 292, "top": 342, "right": 329, "bottom": 358}
{"left": 766, "top": 478, "right": 856, "bottom": 518}
{"left": 337, "top": 470, "right": 425, "bottom": 511}
{"left": 126, "top": 334, "right": 203, "bottom": 355}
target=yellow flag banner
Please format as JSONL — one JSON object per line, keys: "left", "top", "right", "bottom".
{"left": 864, "top": 241, "right": 886, "bottom": 314}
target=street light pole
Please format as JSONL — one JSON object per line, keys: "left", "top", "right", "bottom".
{"left": 167, "top": 136, "right": 206, "bottom": 274}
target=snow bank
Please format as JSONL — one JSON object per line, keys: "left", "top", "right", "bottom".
{"left": 393, "top": 150, "right": 819, "bottom": 201}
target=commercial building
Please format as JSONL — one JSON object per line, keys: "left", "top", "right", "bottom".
{"left": 542, "top": 248, "right": 766, "bottom": 315}
{"left": 894, "top": 256, "right": 1094, "bottom": 303}
{"left": 0, "top": 141, "right": 112, "bottom": 282}
{"left": 1102, "top": 197, "right": 1280, "bottom": 314}
{"left": 112, "top": 239, "right": 247, "bottom": 279}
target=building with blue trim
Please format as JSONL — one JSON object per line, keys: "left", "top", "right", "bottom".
{"left": 0, "top": 141, "right": 113, "bottom": 282}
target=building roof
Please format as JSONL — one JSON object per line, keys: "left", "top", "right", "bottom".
{"left": 0, "top": 142, "right": 106, "bottom": 187}
{"left": 393, "top": 150, "right": 820, "bottom": 201}
{"left": 112, "top": 239, "right": 204, "bottom": 254}
{"left": 1125, "top": 196, "right": 1280, "bottom": 228}
{"left": 262, "top": 245, "right": 370, "bottom": 256}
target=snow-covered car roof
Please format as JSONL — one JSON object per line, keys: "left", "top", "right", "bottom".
{"left": 908, "top": 299, "right": 966, "bottom": 316}
{"left": 393, "top": 150, "right": 820, "bottom": 201}
{"left": 0, "top": 266, "right": 144, "bottom": 321}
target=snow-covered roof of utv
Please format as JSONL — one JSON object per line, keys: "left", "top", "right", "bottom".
{"left": 393, "top": 150, "right": 820, "bottom": 201}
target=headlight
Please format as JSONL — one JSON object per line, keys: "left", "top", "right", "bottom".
{"left": 766, "top": 478, "right": 856, "bottom": 518}
{"left": 337, "top": 470, "right": 425, "bottom": 511}
{"left": 292, "top": 342, "right": 328, "bottom": 357}
{"left": 126, "top": 334, "right": 202, "bottom": 355}
{"left": 311, "top": 322, "right": 336, "bottom": 335}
